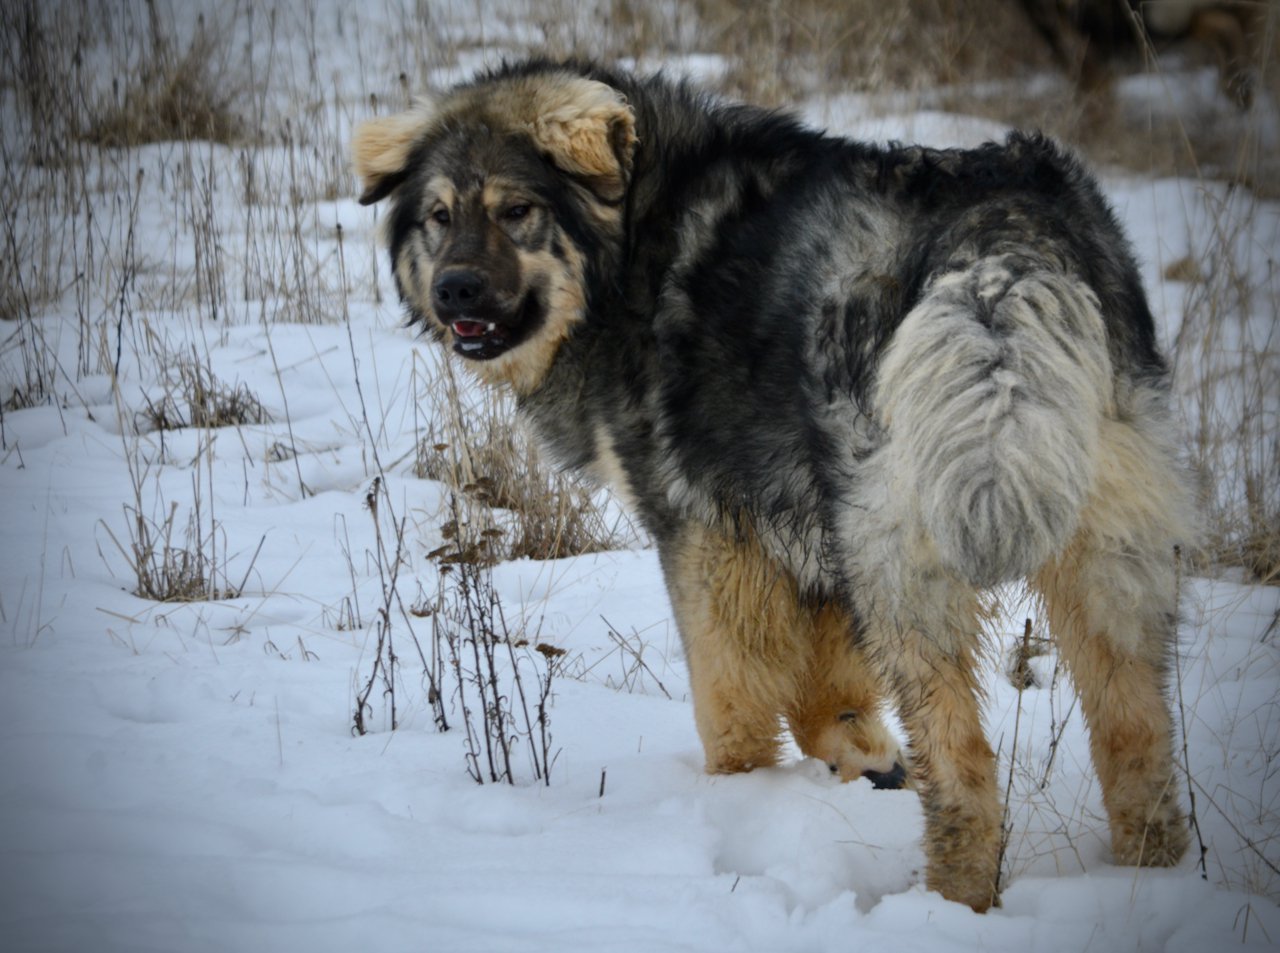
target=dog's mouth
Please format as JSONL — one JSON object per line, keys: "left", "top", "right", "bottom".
{"left": 444, "top": 291, "right": 544, "bottom": 361}
{"left": 451, "top": 319, "right": 509, "bottom": 355}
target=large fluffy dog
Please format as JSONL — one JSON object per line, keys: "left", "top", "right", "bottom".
{"left": 353, "top": 60, "right": 1195, "bottom": 911}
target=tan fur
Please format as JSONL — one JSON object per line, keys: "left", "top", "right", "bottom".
{"left": 856, "top": 560, "right": 1003, "bottom": 911}
{"left": 394, "top": 250, "right": 431, "bottom": 325}
{"left": 785, "top": 603, "right": 903, "bottom": 781}
{"left": 351, "top": 101, "right": 437, "bottom": 203}
{"left": 1032, "top": 411, "right": 1193, "bottom": 867}
{"left": 525, "top": 76, "right": 637, "bottom": 201}
{"left": 355, "top": 73, "right": 637, "bottom": 207}
{"left": 664, "top": 520, "right": 902, "bottom": 779}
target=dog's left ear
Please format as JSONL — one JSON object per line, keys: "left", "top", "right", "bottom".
{"left": 351, "top": 100, "right": 436, "bottom": 205}
{"left": 530, "top": 77, "right": 637, "bottom": 202}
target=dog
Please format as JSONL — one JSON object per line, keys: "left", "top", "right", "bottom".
{"left": 1019, "top": 0, "right": 1263, "bottom": 109}
{"left": 352, "top": 60, "right": 1195, "bottom": 912}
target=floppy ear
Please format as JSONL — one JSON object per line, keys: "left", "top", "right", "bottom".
{"left": 529, "top": 78, "right": 637, "bottom": 202}
{"left": 351, "top": 100, "right": 435, "bottom": 205}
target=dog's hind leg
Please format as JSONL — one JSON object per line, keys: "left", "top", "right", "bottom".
{"left": 661, "top": 521, "right": 802, "bottom": 774}
{"left": 785, "top": 602, "right": 908, "bottom": 788}
{"left": 856, "top": 548, "right": 1003, "bottom": 912}
{"left": 847, "top": 472, "right": 1001, "bottom": 909}
{"left": 840, "top": 254, "right": 1125, "bottom": 909}
{"left": 1032, "top": 403, "right": 1193, "bottom": 868}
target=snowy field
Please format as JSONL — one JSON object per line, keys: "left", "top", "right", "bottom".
{"left": 2, "top": 2, "right": 1278, "bottom": 951}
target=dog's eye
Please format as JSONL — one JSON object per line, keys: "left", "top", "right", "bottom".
{"left": 502, "top": 204, "right": 531, "bottom": 221}
{"left": 431, "top": 208, "right": 450, "bottom": 226}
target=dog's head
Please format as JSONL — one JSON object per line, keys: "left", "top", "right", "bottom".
{"left": 352, "top": 66, "right": 637, "bottom": 394}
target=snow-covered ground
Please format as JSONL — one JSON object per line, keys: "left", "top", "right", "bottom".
{"left": 2, "top": 4, "right": 1278, "bottom": 951}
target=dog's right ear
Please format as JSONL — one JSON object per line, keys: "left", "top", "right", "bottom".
{"left": 351, "top": 101, "right": 435, "bottom": 205}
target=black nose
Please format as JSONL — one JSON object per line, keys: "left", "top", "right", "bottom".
{"left": 433, "top": 269, "right": 485, "bottom": 310}
{"left": 862, "top": 762, "right": 908, "bottom": 790}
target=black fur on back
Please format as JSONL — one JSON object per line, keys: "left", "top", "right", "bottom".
{"left": 484, "top": 62, "right": 1164, "bottom": 577}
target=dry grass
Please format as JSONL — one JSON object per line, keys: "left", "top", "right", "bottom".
{"left": 1171, "top": 194, "right": 1279, "bottom": 584}
{"left": 139, "top": 347, "right": 270, "bottom": 433}
{"left": 938, "top": 3, "right": 1278, "bottom": 197}
{"left": 528, "top": 0, "right": 1244, "bottom": 195}
{"left": 688, "top": 0, "right": 1051, "bottom": 104}
{"left": 101, "top": 497, "right": 243, "bottom": 603}
{"left": 81, "top": 3, "right": 246, "bottom": 148}
{"left": 98, "top": 423, "right": 264, "bottom": 603}
{"left": 415, "top": 368, "right": 626, "bottom": 563}
{"left": 416, "top": 424, "right": 621, "bottom": 562}
{"left": 4, "top": 1, "right": 245, "bottom": 151}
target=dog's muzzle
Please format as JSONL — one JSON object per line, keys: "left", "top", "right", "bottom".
{"left": 432, "top": 268, "right": 530, "bottom": 360}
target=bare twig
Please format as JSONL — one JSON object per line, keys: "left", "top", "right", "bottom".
{"left": 1173, "top": 545, "right": 1210, "bottom": 879}
{"left": 997, "top": 618, "right": 1033, "bottom": 893}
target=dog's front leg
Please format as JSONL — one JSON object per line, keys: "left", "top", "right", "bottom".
{"left": 659, "top": 520, "right": 805, "bottom": 774}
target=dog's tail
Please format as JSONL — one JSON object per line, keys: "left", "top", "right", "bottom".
{"left": 874, "top": 255, "right": 1114, "bottom": 588}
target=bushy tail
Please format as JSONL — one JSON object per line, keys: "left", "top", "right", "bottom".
{"left": 875, "top": 256, "right": 1114, "bottom": 588}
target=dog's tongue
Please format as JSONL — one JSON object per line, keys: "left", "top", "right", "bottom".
{"left": 452, "top": 320, "right": 490, "bottom": 338}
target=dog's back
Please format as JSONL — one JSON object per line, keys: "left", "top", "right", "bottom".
{"left": 646, "top": 126, "right": 1177, "bottom": 590}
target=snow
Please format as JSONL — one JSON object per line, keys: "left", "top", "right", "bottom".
{"left": 2, "top": 3, "right": 1278, "bottom": 951}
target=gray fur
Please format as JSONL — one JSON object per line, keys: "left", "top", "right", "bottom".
{"left": 355, "top": 60, "right": 1198, "bottom": 911}
{"left": 875, "top": 256, "right": 1113, "bottom": 588}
